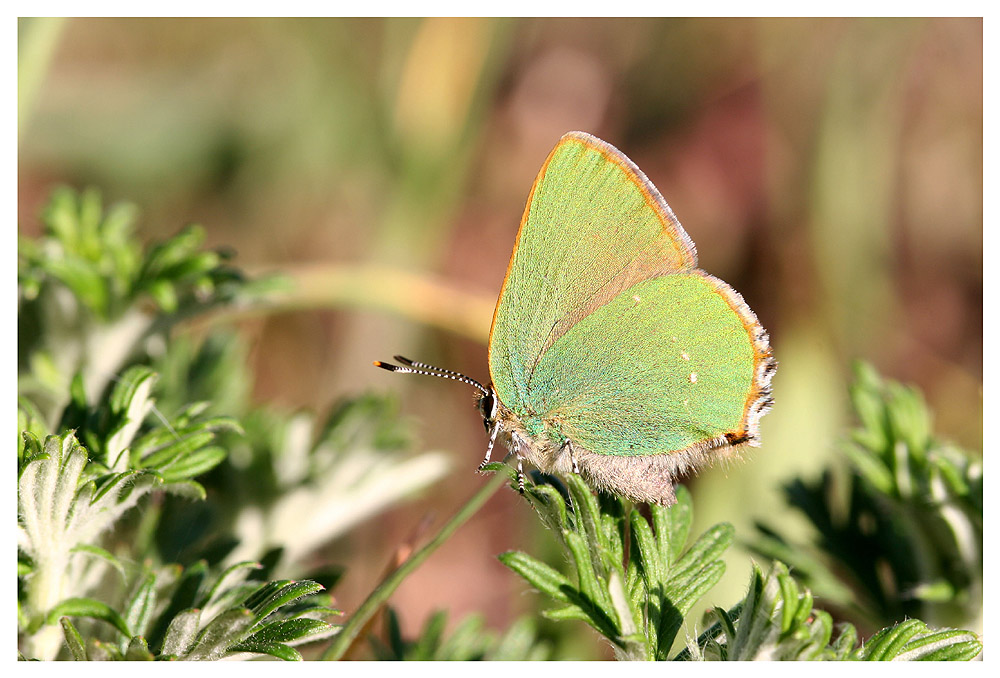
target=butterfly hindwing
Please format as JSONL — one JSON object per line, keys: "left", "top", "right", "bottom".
{"left": 525, "top": 271, "right": 772, "bottom": 458}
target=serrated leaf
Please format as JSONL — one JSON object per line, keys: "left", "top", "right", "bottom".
{"left": 525, "top": 483, "right": 570, "bottom": 534}
{"left": 863, "top": 620, "right": 982, "bottom": 661}
{"left": 247, "top": 580, "right": 324, "bottom": 626}
{"left": 140, "top": 431, "right": 215, "bottom": 468}
{"left": 241, "top": 618, "right": 332, "bottom": 645}
{"left": 498, "top": 551, "right": 573, "bottom": 604}
{"left": 862, "top": 618, "right": 924, "bottom": 660}
{"left": 159, "top": 445, "right": 227, "bottom": 481}
{"left": 670, "top": 523, "right": 733, "bottom": 580}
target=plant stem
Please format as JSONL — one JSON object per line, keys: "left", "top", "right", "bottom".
{"left": 321, "top": 471, "right": 508, "bottom": 660}
{"left": 208, "top": 263, "right": 495, "bottom": 344}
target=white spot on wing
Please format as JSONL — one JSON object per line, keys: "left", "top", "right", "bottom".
{"left": 689, "top": 373, "right": 698, "bottom": 383}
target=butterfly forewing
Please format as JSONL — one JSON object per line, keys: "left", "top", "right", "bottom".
{"left": 489, "top": 132, "right": 698, "bottom": 408}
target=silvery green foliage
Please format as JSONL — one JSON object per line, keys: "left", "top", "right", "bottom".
{"left": 17, "top": 187, "right": 443, "bottom": 660}
{"left": 18, "top": 186, "right": 260, "bottom": 423}
{"left": 17, "top": 367, "right": 240, "bottom": 660}
{"left": 680, "top": 563, "right": 981, "bottom": 661}
{"left": 499, "top": 474, "right": 730, "bottom": 660}
{"left": 369, "top": 608, "right": 551, "bottom": 661}
{"left": 223, "top": 397, "right": 450, "bottom": 570}
{"left": 500, "top": 472, "right": 982, "bottom": 661}
{"left": 752, "top": 362, "right": 982, "bottom": 634}
{"left": 55, "top": 561, "right": 338, "bottom": 660}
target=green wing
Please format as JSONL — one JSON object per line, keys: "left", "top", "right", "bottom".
{"left": 523, "top": 272, "right": 771, "bottom": 457}
{"left": 489, "top": 132, "right": 698, "bottom": 410}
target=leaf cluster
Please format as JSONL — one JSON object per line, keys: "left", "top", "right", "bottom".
{"left": 17, "top": 187, "right": 270, "bottom": 424}
{"left": 56, "top": 561, "right": 337, "bottom": 661}
{"left": 499, "top": 473, "right": 729, "bottom": 660}
{"left": 684, "top": 563, "right": 978, "bottom": 660}
{"left": 498, "top": 466, "right": 981, "bottom": 661}
{"left": 17, "top": 187, "right": 440, "bottom": 661}
{"left": 752, "top": 362, "right": 982, "bottom": 632}
{"left": 18, "top": 186, "right": 247, "bottom": 321}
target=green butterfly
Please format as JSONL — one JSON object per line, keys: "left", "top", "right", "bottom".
{"left": 377, "top": 131, "right": 775, "bottom": 505}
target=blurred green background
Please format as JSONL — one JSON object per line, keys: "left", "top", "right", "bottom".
{"left": 18, "top": 17, "right": 982, "bottom": 658}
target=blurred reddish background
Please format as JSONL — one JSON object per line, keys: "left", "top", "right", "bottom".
{"left": 19, "top": 17, "right": 982, "bottom": 658}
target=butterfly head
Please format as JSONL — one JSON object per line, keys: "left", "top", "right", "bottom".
{"left": 475, "top": 387, "right": 499, "bottom": 432}
{"left": 373, "top": 355, "right": 495, "bottom": 430}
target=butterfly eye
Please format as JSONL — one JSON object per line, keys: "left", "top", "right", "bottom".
{"left": 477, "top": 391, "right": 497, "bottom": 426}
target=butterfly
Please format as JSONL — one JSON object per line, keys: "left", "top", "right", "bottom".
{"left": 376, "top": 131, "right": 775, "bottom": 505}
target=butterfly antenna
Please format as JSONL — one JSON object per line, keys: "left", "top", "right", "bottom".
{"left": 374, "top": 355, "right": 490, "bottom": 396}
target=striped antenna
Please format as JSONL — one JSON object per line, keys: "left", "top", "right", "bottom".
{"left": 373, "top": 355, "right": 490, "bottom": 396}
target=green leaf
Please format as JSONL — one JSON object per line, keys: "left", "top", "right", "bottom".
{"left": 187, "top": 608, "right": 254, "bottom": 660}
{"left": 564, "top": 474, "right": 607, "bottom": 568}
{"left": 498, "top": 551, "right": 574, "bottom": 604}
{"left": 140, "top": 431, "right": 215, "bottom": 468}
{"left": 125, "top": 636, "right": 154, "bottom": 660}
{"left": 149, "top": 561, "right": 208, "bottom": 651}
{"left": 229, "top": 641, "right": 302, "bottom": 661}
{"left": 861, "top": 619, "right": 982, "bottom": 661}
{"left": 205, "top": 561, "right": 263, "bottom": 608}
{"left": 247, "top": 581, "right": 325, "bottom": 625}
{"left": 47, "top": 597, "right": 130, "bottom": 637}
{"left": 245, "top": 618, "right": 333, "bottom": 645}
{"left": 121, "top": 570, "right": 157, "bottom": 648}
{"left": 564, "top": 530, "right": 614, "bottom": 619}
{"left": 159, "top": 445, "right": 227, "bottom": 482}
{"left": 60, "top": 617, "right": 87, "bottom": 661}
{"left": 147, "top": 279, "right": 178, "bottom": 312}
{"left": 160, "top": 608, "right": 202, "bottom": 657}
{"left": 630, "top": 508, "right": 665, "bottom": 586}
{"left": 45, "top": 256, "right": 109, "bottom": 315}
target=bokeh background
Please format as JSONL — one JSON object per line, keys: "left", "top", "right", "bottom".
{"left": 18, "top": 17, "right": 982, "bottom": 659}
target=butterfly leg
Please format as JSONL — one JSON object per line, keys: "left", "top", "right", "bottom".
{"left": 564, "top": 440, "right": 580, "bottom": 474}
{"left": 477, "top": 421, "right": 501, "bottom": 472}
{"left": 516, "top": 456, "right": 525, "bottom": 494}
